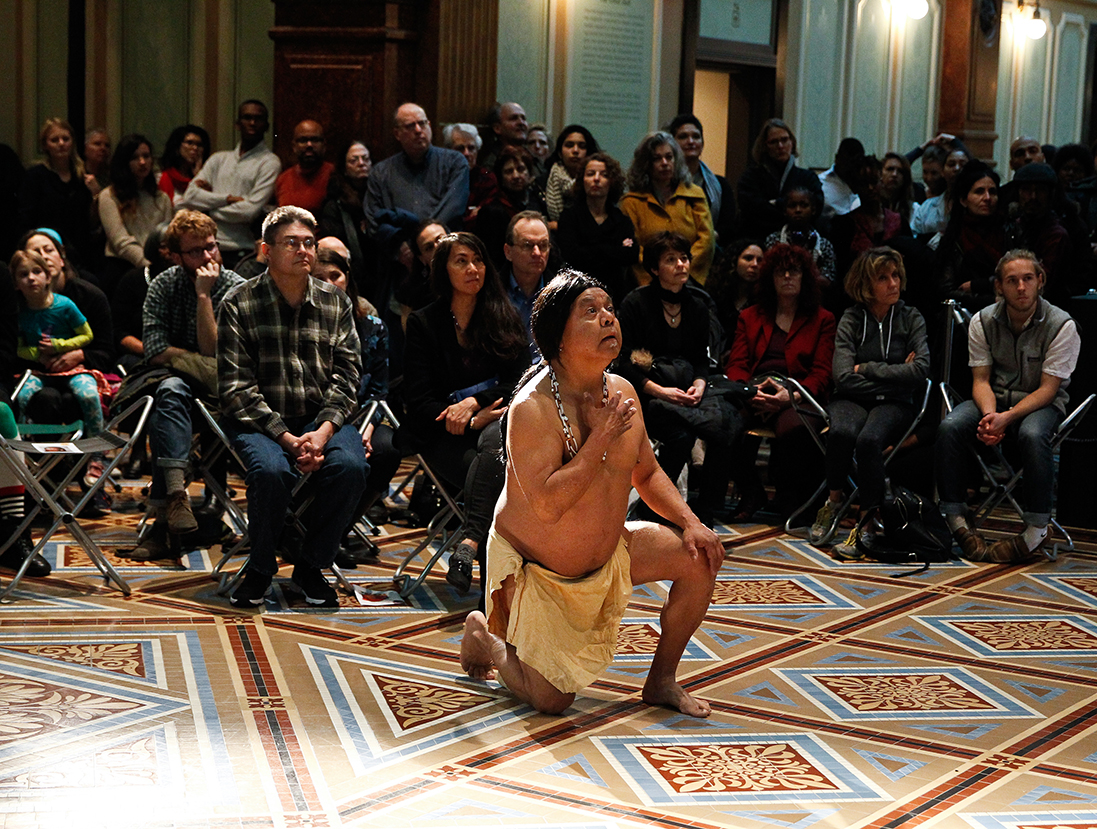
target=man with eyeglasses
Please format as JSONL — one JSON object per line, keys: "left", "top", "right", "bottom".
{"left": 219, "top": 206, "right": 367, "bottom": 609}
{"left": 502, "top": 211, "right": 556, "bottom": 359}
{"left": 275, "top": 119, "right": 334, "bottom": 214}
{"left": 136, "top": 210, "right": 246, "bottom": 558}
{"left": 364, "top": 102, "right": 469, "bottom": 233}
{"left": 179, "top": 100, "right": 281, "bottom": 268}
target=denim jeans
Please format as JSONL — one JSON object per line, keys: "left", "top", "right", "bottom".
{"left": 935, "top": 399, "right": 1062, "bottom": 526}
{"left": 223, "top": 418, "right": 370, "bottom": 576}
{"left": 149, "top": 376, "right": 196, "bottom": 502}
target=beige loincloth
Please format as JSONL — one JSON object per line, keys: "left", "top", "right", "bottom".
{"left": 485, "top": 525, "right": 633, "bottom": 694}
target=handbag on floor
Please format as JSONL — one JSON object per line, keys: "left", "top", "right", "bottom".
{"left": 856, "top": 481, "right": 953, "bottom": 570}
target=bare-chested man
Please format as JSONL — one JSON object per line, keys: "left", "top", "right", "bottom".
{"left": 461, "top": 270, "right": 724, "bottom": 717}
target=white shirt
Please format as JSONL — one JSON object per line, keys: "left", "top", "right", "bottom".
{"left": 178, "top": 142, "right": 282, "bottom": 252}
{"left": 818, "top": 166, "right": 860, "bottom": 223}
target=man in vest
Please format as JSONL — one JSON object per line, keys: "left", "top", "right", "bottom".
{"left": 935, "top": 249, "right": 1080, "bottom": 561}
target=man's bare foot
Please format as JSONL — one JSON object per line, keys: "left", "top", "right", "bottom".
{"left": 460, "top": 611, "right": 497, "bottom": 681}
{"left": 642, "top": 677, "right": 711, "bottom": 718}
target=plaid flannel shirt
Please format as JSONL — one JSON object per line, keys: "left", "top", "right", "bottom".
{"left": 143, "top": 265, "right": 245, "bottom": 359}
{"left": 217, "top": 271, "right": 361, "bottom": 439}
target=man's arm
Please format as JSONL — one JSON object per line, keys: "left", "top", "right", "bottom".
{"left": 507, "top": 383, "right": 636, "bottom": 525}
{"left": 631, "top": 414, "right": 724, "bottom": 573}
{"left": 207, "top": 154, "right": 281, "bottom": 223}
{"left": 432, "top": 152, "right": 471, "bottom": 230}
{"left": 216, "top": 290, "right": 287, "bottom": 440}
{"left": 178, "top": 154, "right": 231, "bottom": 212}
{"left": 315, "top": 294, "right": 362, "bottom": 430}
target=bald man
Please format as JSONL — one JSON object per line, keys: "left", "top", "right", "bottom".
{"left": 275, "top": 119, "right": 335, "bottom": 213}
{"left": 364, "top": 102, "right": 470, "bottom": 231}
{"left": 1010, "top": 136, "right": 1046, "bottom": 174}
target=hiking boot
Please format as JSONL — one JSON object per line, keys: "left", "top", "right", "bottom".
{"left": 166, "top": 491, "right": 199, "bottom": 535}
{"left": 983, "top": 526, "right": 1050, "bottom": 563}
{"left": 811, "top": 499, "right": 840, "bottom": 542}
{"left": 0, "top": 527, "right": 50, "bottom": 577}
{"left": 290, "top": 566, "right": 338, "bottom": 607}
{"left": 230, "top": 568, "right": 274, "bottom": 608}
{"left": 954, "top": 526, "right": 987, "bottom": 559}
{"left": 446, "top": 542, "right": 477, "bottom": 595}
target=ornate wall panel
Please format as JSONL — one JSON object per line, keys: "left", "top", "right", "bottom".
{"left": 1050, "top": 13, "right": 1087, "bottom": 144}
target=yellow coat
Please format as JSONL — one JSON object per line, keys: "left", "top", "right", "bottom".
{"left": 619, "top": 180, "right": 715, "bottom": 286}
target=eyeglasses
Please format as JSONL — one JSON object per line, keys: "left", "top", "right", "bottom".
{"left": 515, "top": 240, "right": 548, "bottom": 253}
{"left": 181, "top": 242, "right": 218, "bottom": 258}
{"left": 397, "top": 119, "right": 429, "bottom": 132}
{"left": 277, "top": 237, "right": 316, "bottom": 252}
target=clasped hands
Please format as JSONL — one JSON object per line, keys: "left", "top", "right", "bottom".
{"left": 976, "top": 410, "right": 1010, "bottom": 446}
{"left": 437, "top": 397, "right": 507, "bottom": 435}
{"left": 279, "top": 424, "right": 334, "bottom": 473}
{"left": 751, "top": 377, "right": 791, "bottom": 414}
{"left": 649, "top": 380, "right": 704, "bottom": 408}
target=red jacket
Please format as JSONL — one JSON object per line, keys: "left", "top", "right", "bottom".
{"left": 724, "top": 304, "right": 836, "bottom": 401}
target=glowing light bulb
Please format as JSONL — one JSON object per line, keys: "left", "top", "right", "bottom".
{"left": 906, "top": 0, "right": 929, "bottom": 19}
{"left": 1027, "top": 11, "right": 1047, "bottom": 39}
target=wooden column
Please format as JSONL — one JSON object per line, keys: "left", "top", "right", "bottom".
{"left": 938, "top": 0, "right": 1002, "bottom": 161}
{"left": 269, "top": 0, "right": 498, "bottom": 167}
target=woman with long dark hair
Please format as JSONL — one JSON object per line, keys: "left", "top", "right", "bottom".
{"left": 556, "top": 152, "right": 637, "bottom": 304}
{"left": 935, "top": 161, "right": 1004, "bottom": 310}
{"left": 99, "top": 133, "right": 172, "bottom": 290}
{"left": 403, "top": 232, "right": 529, "bottom": 596}
{"left": 319, "top": 140, "right": 376, "bottom": 298}
{"left": 541, "top": 124, "right": 599, "bottom": 227}
{"left": 158, "top": 125, "right": 211, "bottom": 204}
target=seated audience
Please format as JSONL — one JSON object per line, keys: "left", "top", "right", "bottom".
{"left": 178, "top": 100, "right": 281, "bottom": 269}
{"left": 812, "top": 247, "right": 930, "bottom": 555}
{"left": 475, "top": 147, "right": 547, "bottom": 270}
{"left": 158, "top": 125, "right": 211, "bottom": 205}
{"left": 442, "top": 122, "right": 496, "bottom": 221}
{"left": 220, "top": 206, "right": 368, "bottom": 609}
{"left": 936, "top": 161, "right": 1005, "bottom": 310}
{"left": 620, "top": 132, "right": 714, "bottom": 286}
{"left": 725, "top": 243, "right": 835, "bottom": 519}
{"left": 501, "top": 211, "right": 554, "bottom": 359}
{"left": 525, "top": 123, "right": 552, "bottom": 176}
{"left": 737, "top": 118, "right": 823, "bottom": 240}
{"left": 83, "top": 127, "right": 112, "bottom": 197}
{"left": 312, "top": 247, "right": 401, "bottom": 567}
{"left": 275, "top": 120, "right": 334, "bottom": 214}
{"left": 18, "top": 118, "right": 93, "bottom": 264}
{"left": 542, "top": 125, "right": 599, "bottom": 227}
{"left": 365, "top": 103, "right": 469, "bottom": 233}
{"left": 99, "top": 133, "right": 174, "bottom": 291}
{"left": 112, "top": 222, "right": 173, "bottom": 373}
{"left": 911, "top": 147, "right": 969, "bottom": 242}
{"left": 318, "top": 140, "right": 374, "bottom": 298}
{"left": 402, "top": 231, "right": 528, "bottom": 597}
{"left": 135, "top": 209, "right": 245, "bottom": 558}
{"left": 706, "top": 238, "right": 764, "bottom": 344}
{"left": 668, "top": 114, "right": 736, "bottom": 249}
{"left": 478, "top": 101, "right": 529, "bottom": 171}
{"left": 818, "top": 137, "right": 866, "bottom": 228}
{"left": 1053, "top": 143, "right": 1093, "bottom": 189}
{"left": 11, "top": 249, "right": 105, "bottom": 438}
{"left": 830, "top": 155, "right": 910, "bottom": 281}
{"left": 556, "top": 152, "right": 638, "bottom": 304}
{"left": 880, "top": 152, "right": 916, "bottom": 228}
{"left": 935, "top": 250, "right": 1080, "bottom": 561}
{"left": 617, "top": 231, "right": 737, "bottom": 526}
{"left": 765, "top": 183, "right": 836, "bottom": 284}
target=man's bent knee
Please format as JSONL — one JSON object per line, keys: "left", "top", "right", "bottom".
{"left": 529, "top": 686, "right": 575, "bottom": 715}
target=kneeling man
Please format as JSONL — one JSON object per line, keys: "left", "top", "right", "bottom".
{"left": 461, "top": 271, "right": 723, "bottom": 716}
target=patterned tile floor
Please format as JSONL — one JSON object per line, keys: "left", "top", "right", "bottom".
{"left": 2, "top": 476, "right": 1097, "bottom": 828}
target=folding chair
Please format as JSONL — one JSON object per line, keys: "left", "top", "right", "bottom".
{"left": 940, "top": 384, "right": 1095, "bottom": 559}
{"left": 783, "top": 376, "right": 934, "bottom": 542}
{"left": 199, "top": 401, "right": 364, "bottom": 599}
{"left": 0, "top": 395, "right": 154, "bottom": 599}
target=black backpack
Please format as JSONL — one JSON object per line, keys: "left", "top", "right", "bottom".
{"left": 856, "top": 482, "right": 954, "bottom": 573}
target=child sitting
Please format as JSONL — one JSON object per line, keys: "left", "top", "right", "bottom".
{"left": 765, "top": 184, "right": 837, "bottom": 284}
{"left": 11, "top": 250, "right": 105, "bottom": 438}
